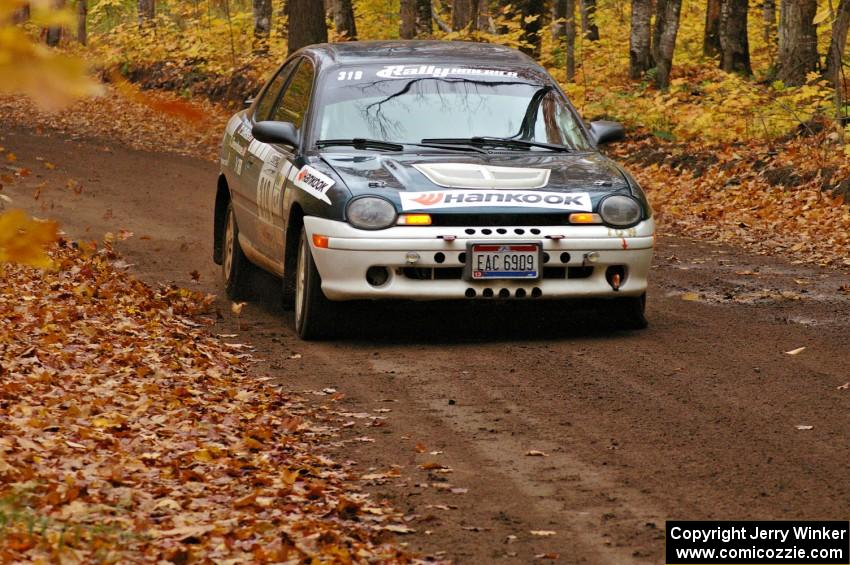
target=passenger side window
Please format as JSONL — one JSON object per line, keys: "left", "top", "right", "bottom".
{"left": 271, "top": 61, "right": 315, "bottom": 129}
{"left": 253, "top": 61, "right": 298, "bottom": 122}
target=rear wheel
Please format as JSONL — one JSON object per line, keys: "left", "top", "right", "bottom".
{"left": 222, "top": 202, "right": 253, "bottom": 300}
{"left": 294, "top": 228, "right": 335, "bottom": 340}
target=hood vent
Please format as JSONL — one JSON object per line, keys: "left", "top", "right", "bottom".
{"left": 413, "top": 163, "right": 550, "bottom": 190}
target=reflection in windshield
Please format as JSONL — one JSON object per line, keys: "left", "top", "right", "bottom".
{"left": 318, "top": 77, "right": 591, "bottom": 151}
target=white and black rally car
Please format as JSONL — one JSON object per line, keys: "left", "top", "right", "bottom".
{"left": 213, "top": 41, "right": 654, "bottom": 339}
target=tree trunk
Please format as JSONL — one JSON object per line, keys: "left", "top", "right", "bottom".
{"left": 552, "top": 0, "right": 566, "bottom": 38}
{"left": 825, "top": 0, "right": 850, "bottom": 87}
{"left": 560, "top": 0, "right": 577, "bottom": 81}
{"left": 46, "top": 0, "right": 65, "bottom": 46}
{"left": 518, "top": 0, "right": 545, "bottom": 57}
{"left": 77, "top": 0, "right": 87, "bottom": 45}
{"left": 653, "top": 0, "right": 682, "bottom": 88}
{"left": 13, "top": 4, "right": 30, "bottom": 24}
{"left": 416, "top": 0, "right": 432, "bottom": 36}
{"left": 719, "top": 0, "right": 751, "bottom": 74}
{"left": 763, "top": 0, "right": 776, "bottom": 42}
{"left": 651, "top": 0, "right": 667, "bottom": 67}
{"left": 476, "top": 1, "right": 491, "bottom": 32}
{"left": 287, "top": 0, "right": 327, "bottom": 54}
{"left": 400, "top": 0, "right": 416, "bottom": 38}
{"left": 252, "top": 0, "right": 272, "bottom": 51}
{"left": 629, "top": 0, "right": 653, "bottom": 79}
{"left": 138, "top": 0, "right": 155, "bottom": 25}
{"left": 580, "top": 0, "right": 599, "bottom": 40}
{"left": 777, "top": 0, "right": 818, "bottom": 86}
{"left": 703, "top": 0, "right": 721, "bottom": 57}
{"left": 452, "top": 0, "right": 478, "bottom": 31}
{"left": 331, "top": 0, "right": 356, "bottom": 40}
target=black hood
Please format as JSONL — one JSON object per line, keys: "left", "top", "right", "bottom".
{"left": 315, "top": 151, "right": 633, "bottom": 215}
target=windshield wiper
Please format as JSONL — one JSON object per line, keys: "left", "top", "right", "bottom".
{"left": 316, "top": 138, "right": 487, "bottom": 154}
{"left": 421, "top": 136, "right": 571, "bottom": 152}
{"left": 316, "top": 138, "right": 405, "bottom": 151}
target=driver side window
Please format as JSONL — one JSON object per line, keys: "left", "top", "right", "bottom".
{"left": 270, "top": 61, "right": 315, "bottom": 129}
{"left": 253, "top": 60, "right": 299, "bottom": 122}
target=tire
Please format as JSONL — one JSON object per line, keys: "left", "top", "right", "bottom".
{"left": 294, "top": 228, "right": 335, "bottom": 340}
{"left": 222, "top": 202, "right": 253, "bottom": 300}
{"left": 611, "top": 293, "right": 648, "bottom": 330}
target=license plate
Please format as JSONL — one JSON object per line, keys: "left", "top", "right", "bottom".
{"left": 467, "top": 243, "right": 541, "bottom": 280}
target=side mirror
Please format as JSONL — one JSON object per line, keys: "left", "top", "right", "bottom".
{"left": 252, "top": 121, "right": 299, "bottom": 147}
{"left": 589, "top": 120, "right": 626, "bottom": 145}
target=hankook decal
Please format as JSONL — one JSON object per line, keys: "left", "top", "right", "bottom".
{"left": 399, "top": 190, "right": 592, "bottom": 211}
{"left": 293, "top": 165, "right": 334, "bottom": 205}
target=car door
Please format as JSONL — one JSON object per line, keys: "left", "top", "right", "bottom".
{"left": 252, "top": 59, "right": 316, "bottom": 262}
{"left": 229, "top": 59, "right": 299, "bottom": 257}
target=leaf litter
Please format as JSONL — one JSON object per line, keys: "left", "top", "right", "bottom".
{"left": 0, "top": 239, "right": 426, "bottom": 562}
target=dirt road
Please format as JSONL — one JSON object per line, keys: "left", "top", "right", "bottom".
{"left": 4, "top": 126, "right": 849, "bottom": 563}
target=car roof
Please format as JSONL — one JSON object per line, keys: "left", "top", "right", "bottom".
{"left": 300, "top": 40, "right": 539, "bottom": 69}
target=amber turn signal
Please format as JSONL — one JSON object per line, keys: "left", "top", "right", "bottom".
{"left": 397, "top": 214, "right": 432, "bottom": 226}
{"left": 312, "top": 234, "right": 330, "bottom": 248}
{"left": 569, "top": 213, "right": 602, "bottom": 224}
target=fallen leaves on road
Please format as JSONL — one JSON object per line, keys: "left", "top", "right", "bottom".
{"left": 0, "top": 88, "right": 225, "bottom": 162}
{"left": 530, "top": 530, "right": 557, "bottom": 537}
{"left": 795, "top": 425, "right": 814, "bottom": 430}
{"left": 785, "top": 347, "right": 807, "bottom": 356}
{"left": 525, "top": 450, "right": 549, "bottom": 457}
{"left": 0, "top": 239, "right": 417, "bottom": 562}
{"left": 615, "top": 133, "right": 850, "bottom": 270}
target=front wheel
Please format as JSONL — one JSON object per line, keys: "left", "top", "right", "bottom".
{"left": 222, "top": 202, "right": 253, "bottom": 300}
{"left": 294, "top": 228, "right": 335, "bottom": 340}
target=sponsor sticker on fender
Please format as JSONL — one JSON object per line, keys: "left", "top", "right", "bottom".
{"left": 399, "top": 190, "right": 591, "bottom": 212}
{"left": 293, "top": 165, "right": 334, "bottom": 205}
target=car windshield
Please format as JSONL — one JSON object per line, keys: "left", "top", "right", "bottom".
{"left": 316, "top": 65, "right": 592, "bottom": 151}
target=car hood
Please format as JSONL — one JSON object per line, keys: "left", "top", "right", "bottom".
{"left": 318, "top": 151, "right": 632, "bottom": 214}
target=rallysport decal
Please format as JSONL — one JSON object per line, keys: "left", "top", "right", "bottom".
{"left": 376, "top": 64, "right": 519, "bottom": 80}
{"left": 293, "top": 165, "right": 334, "bottom": 205}
{"left": 399, "top": 190, "right": 592, "bottom": 211}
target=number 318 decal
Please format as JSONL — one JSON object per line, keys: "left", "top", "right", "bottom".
{"left": 337, "top": 70, "right": 363, "bottom": 81}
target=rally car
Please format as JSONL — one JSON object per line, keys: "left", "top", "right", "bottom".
{"left": 213, "top": 41, "right": 654, "bottom": 339}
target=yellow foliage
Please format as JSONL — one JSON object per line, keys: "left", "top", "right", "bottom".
{"left": 0, "top": 0, "right": 101, "bottom": 109}
{"left": 556, "top": 1, "right": 840, "bottom": 143}
{"left": 0, "top": 209, "right": 58, "bottom": 269}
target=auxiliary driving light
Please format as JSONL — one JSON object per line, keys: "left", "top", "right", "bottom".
{"left": 583, "top": 251, "right": 600, "bottom": 264}
{"left": 405, "top": 252, "right": 421, "bottom": 264}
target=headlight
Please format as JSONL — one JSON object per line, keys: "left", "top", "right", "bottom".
{"left": 599, "top": 195, "right": 642, "bottom": 227}
{"left": 346, "top": 197, "right": 397, "bottom": 230}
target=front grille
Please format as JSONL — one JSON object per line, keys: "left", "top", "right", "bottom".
{"left": 402, "top": 267, "right": 464, "bottom": 280}
{"left": 430, "top": 213, "right": 570, "bottom": 227}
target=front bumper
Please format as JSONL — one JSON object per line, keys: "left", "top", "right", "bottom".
{"left": 303, "top": 217, "right": 655, "bottom": 301}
